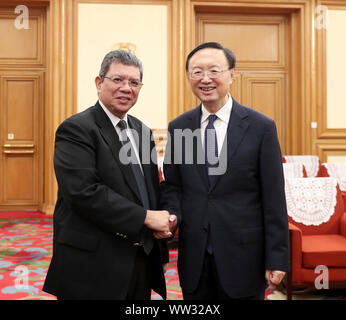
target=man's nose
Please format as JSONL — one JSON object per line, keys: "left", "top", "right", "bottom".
{"left": 119, "top": 80, "right": 132, "bottom": 91}
{"left": 201, "top": 72, "right": 212, "bottom": 83}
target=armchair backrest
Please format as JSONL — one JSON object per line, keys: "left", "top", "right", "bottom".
{"left": 282, "top": 163, "right": 307, "bottom": 179}
{"left": 283, "top": 155, "right": 322, "bottom": 177}
{"left": 285, "top": 177, "right": 344, "bottom": 235}
{"left": 321, "top": 162, "right": 346, "bottom": 192}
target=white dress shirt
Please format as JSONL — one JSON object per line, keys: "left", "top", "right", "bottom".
{"left": 99, "top": 100, "right": 143, "bottom": 172}
{"left": 200, "top": 96, "right": 233, "bottom": 155}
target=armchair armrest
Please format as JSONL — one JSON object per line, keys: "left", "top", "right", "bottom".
{"left": 289, "top": 222, "right": 303, "bottom": 283}
{"left": 341, "top": 212, "right": 346, "bottom": 237}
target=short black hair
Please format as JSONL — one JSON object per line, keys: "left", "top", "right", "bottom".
{"left": 99, "top": 50, "right": 143, "bottom": 81}
{"left": 185, "top": 42, "right": 236, "bottom": 71}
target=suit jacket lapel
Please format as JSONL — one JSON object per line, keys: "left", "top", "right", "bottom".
{"left": 128, "top": 116, "right": 157, "bottom": 209}
{"left": 93, "top": 103, "right": 142, "bottom": 203}
{"left": 209, "top": 100, "right": 249, "bottom": 191}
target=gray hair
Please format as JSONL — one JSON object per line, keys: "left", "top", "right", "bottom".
{"left": 99, "top": 50, "right": 143, "bottom": 81}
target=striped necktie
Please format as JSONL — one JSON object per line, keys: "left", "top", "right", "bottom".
{"left": 205, "top": 114, "right": 219, "bottom": 185}
{"left": 117, "top": 120, "right": 153, "bottom": 255}
{"left": 204, "top": 114, "right": 218, "bottom": 254}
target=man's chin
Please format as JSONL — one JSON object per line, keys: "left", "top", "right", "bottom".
{"left": 109, "top": 105, "right": 133, "bottom": 118}
{"left": 199, "top": 96, "right": 217, "bottom": 105}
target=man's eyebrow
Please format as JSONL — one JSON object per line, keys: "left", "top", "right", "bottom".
{"left": 109, "top": 73, "right": 140, "bottom": 79}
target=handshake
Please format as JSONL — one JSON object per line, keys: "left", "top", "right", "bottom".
{"left": 144, "top": 210, "right": 177, "bottom": 239}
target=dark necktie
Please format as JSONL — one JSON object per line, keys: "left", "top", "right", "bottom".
{"left": 117, "top": 120, "right": 153, "bottom": 255}
{"left": 204, "top": 114, "right": 218, "bottom": 254}
{"left": 205, "top": 114, "right": 219, "bottom": 185}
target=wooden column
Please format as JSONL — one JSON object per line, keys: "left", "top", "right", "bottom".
{"left": 42, "top": 0, "right": 76, "bottom": 214}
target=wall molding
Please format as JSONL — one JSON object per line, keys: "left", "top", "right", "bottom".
{"left": 316, "top": 142, "right": 346, "bottom": 163}
{"left": 316, "top": 1, "right": 346, "bottom": 139}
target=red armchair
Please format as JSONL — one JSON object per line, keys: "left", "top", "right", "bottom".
{"left": 282, "top": 163, "right": 308, "bottom": 178}
{"left": 320, "top": 162, "right": 346, "bottom": 209}
{"left": 285, "top": 177, "right": 346, "bottom": 300}
{"left": 282, "top": 155, "right": 323, "bottom": 177}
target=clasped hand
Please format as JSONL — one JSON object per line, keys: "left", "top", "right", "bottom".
{"left": 144, "top": 210, "right": 177, "bottom": 239}
{"left": 265, "top": 270, "right": 286, "bottom": 292}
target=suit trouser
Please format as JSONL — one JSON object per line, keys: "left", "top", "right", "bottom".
{"left": 57, "top": 247, "right": 151, "bottom": 300}
{"left": 126, "top": 246, "right": 152, "bottom": 300}
{"left": 182, "top": 252, "right": 265, "bottom": 300}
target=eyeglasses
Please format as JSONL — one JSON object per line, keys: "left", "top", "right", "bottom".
{"left": 102, "top": 76, "right": 143, "bottom": 89}
{"left": 189, "top": 68, "right": 231, "bottom": 80}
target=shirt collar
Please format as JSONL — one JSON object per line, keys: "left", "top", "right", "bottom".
{"left": 201, "top": 95, "right": 233, "bottom": 124}
{"left": 98, "top": 99, "right": 128, "bottom": 128}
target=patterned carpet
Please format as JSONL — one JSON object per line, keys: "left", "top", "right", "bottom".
{"left": 0, "top": 213, "right": 182, "bottom": 300}
{"left": 0, "top": 212, "right": 345, "bottom": 300}
{"left": 0, "top": 214, "right": 54, "bottom": 300}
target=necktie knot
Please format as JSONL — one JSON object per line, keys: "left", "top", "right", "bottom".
{"left": 205, "top": 113, "right": 219, "bottom": 176}
{"left": 117, "top": 119, "right": 127, "bottom": 130}
{"left": 117, "top": 120, "right": 128, "bottom": 143}
{"left": 208, "top": 114, "right": 217, "bottom": 126}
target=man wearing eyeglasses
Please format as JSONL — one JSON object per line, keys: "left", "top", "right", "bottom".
{"left": 43, "top": 50, "right": 174, "bottom": 300}
{"left": 160, "top": 42, "right": 289, "bottom": 299}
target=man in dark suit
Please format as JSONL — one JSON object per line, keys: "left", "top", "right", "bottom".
{"left": 43, "top": 50, "right": 174, "bottom": 300}
{"left": 159, "top": 42, "right": 289, "bottom": 299}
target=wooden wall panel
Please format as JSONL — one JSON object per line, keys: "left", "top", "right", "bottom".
{"left": 316, "top": 143, "right": 346, "bottom": 163}
{"left": 242, "top": 73, "right": 286, "bottom": 152}
{"left": 3, "top": 155, "right": 35, "bottom": 203}
{"left": 316, "top": 2, "right": 346, "bottom": 139}
{"left": 314, "top": 1, "right": 346, "bottom": 162}
{"left": 242, "top": 74, "right": 285, "bottom": 119}
{"left": 5, "top": 79, "right": 35, "bottom": 141}
{"left": 0, "top": 8, "right": 45, "bottom": 67}
{"left": 229, "top": 73, "right": 242, "bottom": 103}
{"left": 198, "top": 13, "right": 286, "bottom": 69}
{"left": 0, "top": 72, "right": 43, "bottom": 209}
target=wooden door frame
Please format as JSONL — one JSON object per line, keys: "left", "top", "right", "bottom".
{"left": 181, "top": 0, "right": 313, "bottom": 156}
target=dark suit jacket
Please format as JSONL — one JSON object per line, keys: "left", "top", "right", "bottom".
{"left": 43, "top": 101, "right": 168, "bottom": 300}
{"left": 160, "top": 99, "right": 289, "bottom": 298}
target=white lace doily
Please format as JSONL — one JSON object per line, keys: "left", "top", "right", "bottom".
{"left": 285, "top": 177, "right": 337, "bottom": 226}
{"left": 284, "top": 155, "right": 320, "bottom": 177}
{"left": 323, "top": 163, "right": 346, "bottom": 192}
{"left": 282, "top": 163, "right": 305, "bottom": 179}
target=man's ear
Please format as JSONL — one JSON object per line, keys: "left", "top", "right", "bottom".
{"left": 186, "top": 70, "right": 192, "bottom": 85}
{"left": 95, "top": 76, "right": 103, "bottom": 93}
{"left": 228, "top": 68, "right": 236, "bottom": 86}
{"left": 230, "top": 68, "right": 236, "bottom": 81}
